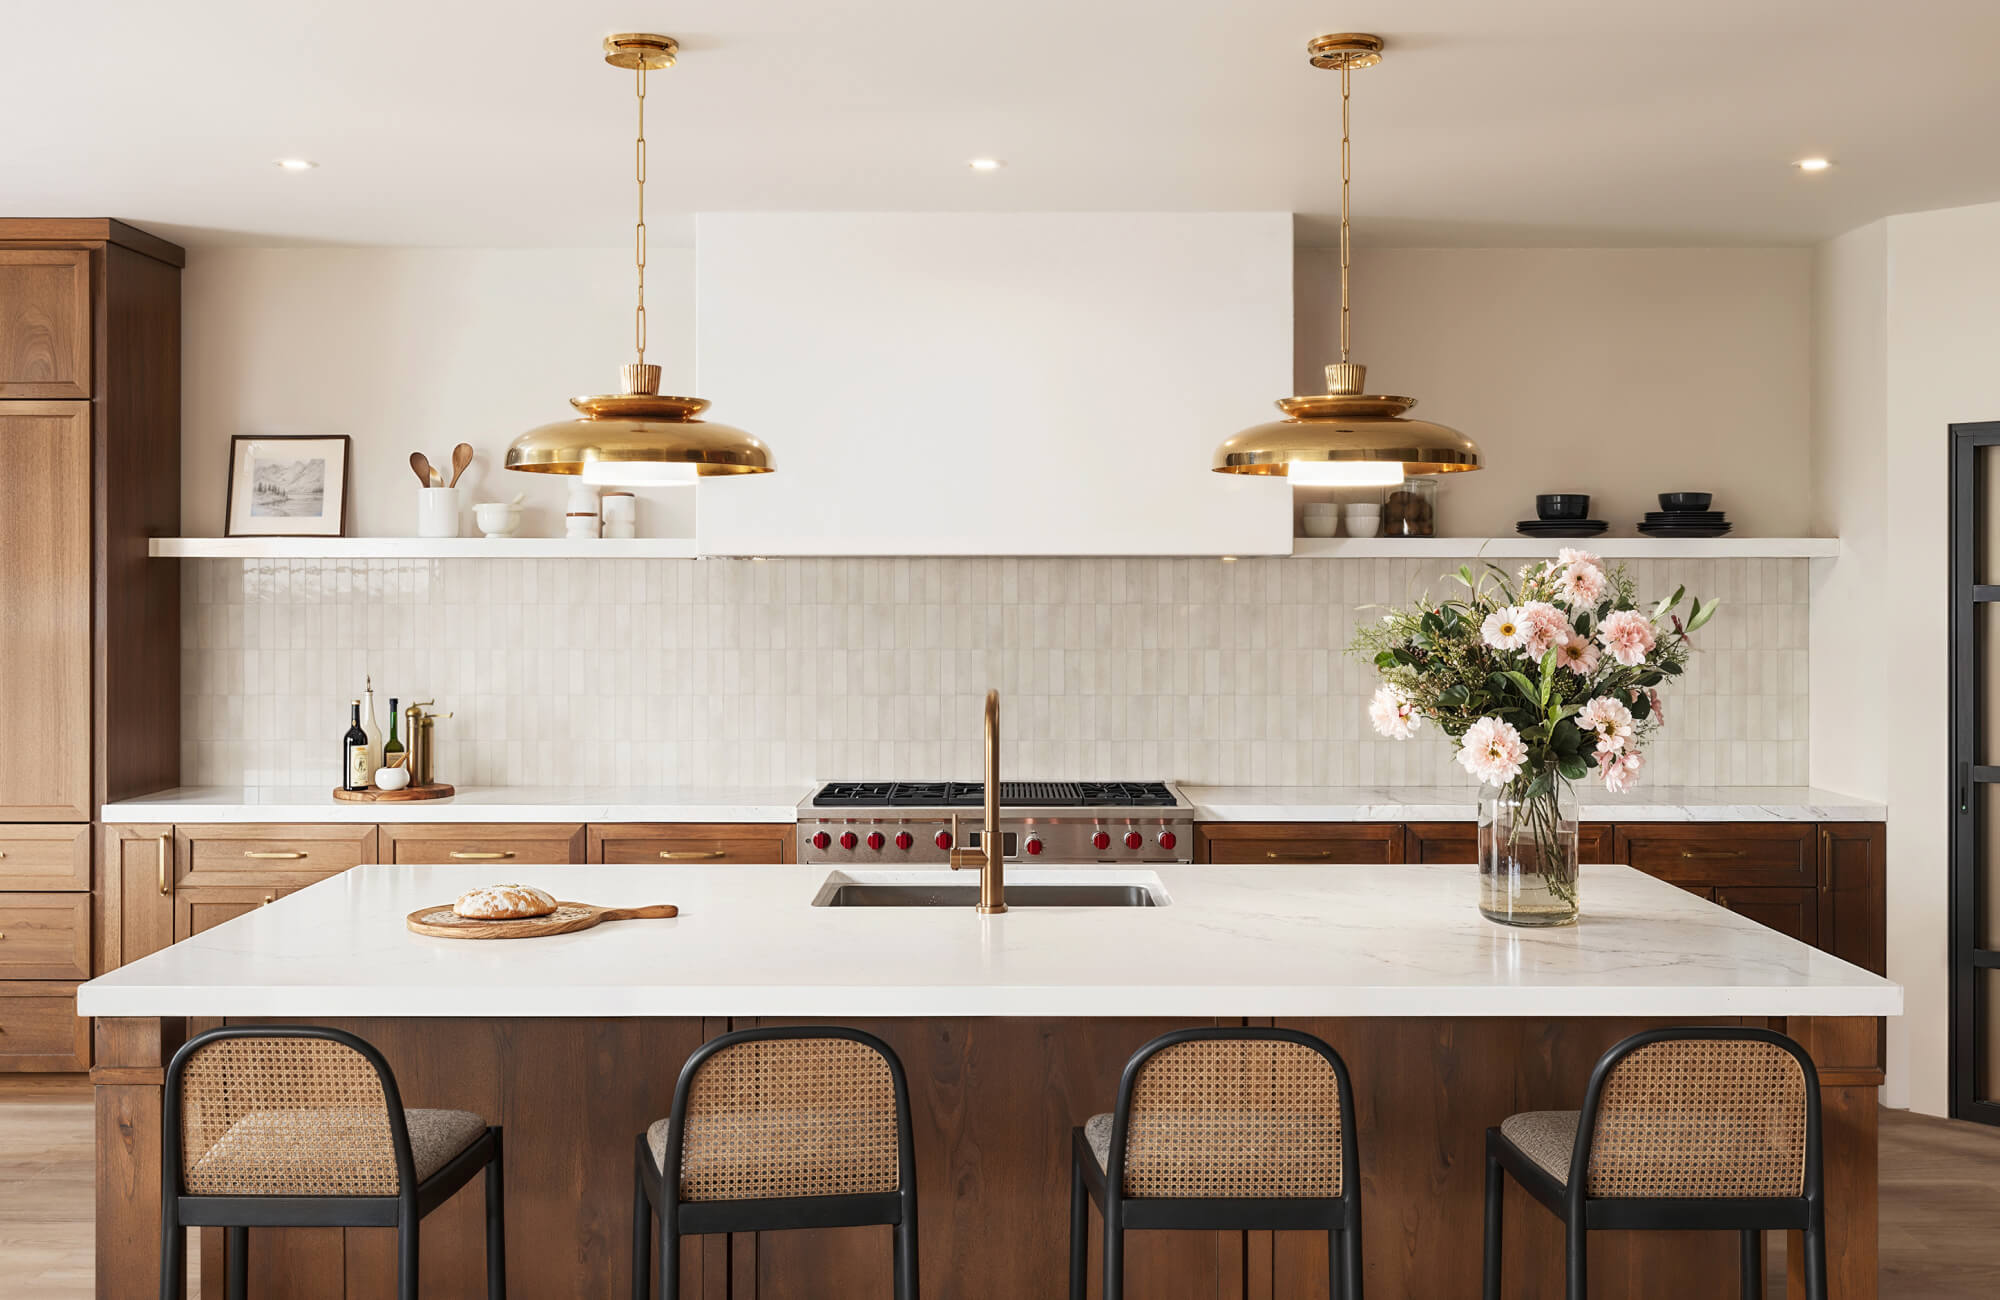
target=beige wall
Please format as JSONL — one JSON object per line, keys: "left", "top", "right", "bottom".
{"left": 182, "top": 246, "right": 697, "bottom": 542}
{"left": 1296, "top": 247, "right": 1814, "bottom": 537}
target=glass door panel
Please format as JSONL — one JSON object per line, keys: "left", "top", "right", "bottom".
{"left": 1953, "top": 423, "right": 2000, "bottom": 1122}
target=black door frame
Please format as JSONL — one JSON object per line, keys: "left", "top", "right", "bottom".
{"left": 1949, "top": 420, "right": 2000, "bottom": 1125}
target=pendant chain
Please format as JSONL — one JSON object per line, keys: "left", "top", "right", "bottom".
{"left": 634, "top": 62, "right": 649, "bottom": 368}
{"left": 1339, "top": 58, "right": 1352, "bottom": 365}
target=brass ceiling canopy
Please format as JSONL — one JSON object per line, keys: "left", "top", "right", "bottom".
{"left": 1213, "top": 33, "right": 1478, "bottom": 488}
{"left": 506, "top": 33, "right": 774, "bottom": 486}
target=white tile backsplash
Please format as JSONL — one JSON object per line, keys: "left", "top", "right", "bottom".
{"left": 181, "top": 556, "right": 1809, "bottom": 792}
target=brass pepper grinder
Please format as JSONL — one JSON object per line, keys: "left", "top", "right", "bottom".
{"left": 403, "top": 700, "right": 453, "bottom": 787}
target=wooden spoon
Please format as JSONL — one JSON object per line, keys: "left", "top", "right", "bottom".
{"left": 410, "top": 451, "right": 435, "bottom": 487}
{"left": 448, "top": 442, "right": 473, "bottom": 488}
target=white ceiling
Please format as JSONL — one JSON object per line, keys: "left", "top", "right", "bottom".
{"left": 8, "top": 0, "right": 2000, "bottom": 250}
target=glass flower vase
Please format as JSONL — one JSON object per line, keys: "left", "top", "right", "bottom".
{"left": 1478, "top": 777, "right": 1580, "bottom": 927}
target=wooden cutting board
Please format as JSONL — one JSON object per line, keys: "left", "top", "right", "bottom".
{"left": 335, "top": 782, "right": 455, "bottom": 802}
{"left": 405, "top": 901, "right": 678, "bottom": 939}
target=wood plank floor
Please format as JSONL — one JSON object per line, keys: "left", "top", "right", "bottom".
{"left": 5, "top": 1085, "right": 1994, "bottom": 1297}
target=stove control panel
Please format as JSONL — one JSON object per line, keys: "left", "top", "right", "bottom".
{"left": 797, "top": 813, "right": 1194, "bottom": 865}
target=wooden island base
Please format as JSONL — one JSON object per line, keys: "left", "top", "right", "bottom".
{"left": 96, "top": 1013, "right": 1880, "bottom": 1299}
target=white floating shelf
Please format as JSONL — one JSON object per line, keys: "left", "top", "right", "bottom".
{"left": 149, "top": 537, "right": 699, "bottom": 559}
{"left": 1289, "top": 537, "right": 1842, "bottom": 559}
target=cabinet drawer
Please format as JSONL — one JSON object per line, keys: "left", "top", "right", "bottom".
{"left": 0, "top": 825, "right": 91, "bottom": 890}
{"left": 381, "top": 823, "right": 586, "bottom": 865}
{"left": 0, "top": 249, "right": 91, "bottom": 398}
{"left": 175, "top": 884, "right": 307, "bottom": 942}
{"left": 1713, "top": 885, "right": 1819, "bottom": 946}
{"left": 1405, "top": 823, "right": 1615, "bottom": 865}
{"left": 0, "top": 982, "right": 88, "bottom": 1071}
{"left": 1196, "top": 824, "right": 1404, "bottom": 865}
{"left": 1615, "top": 825, "right": 1815, "bottom": 887}
{"left": 181, "top": 824, "right": 377, "bottom": 884}
{"left": 590, "top": 824, "right": 790, "bottom": 865}
{"left": 0, "top": 893, "right": 90, "bottom": 979}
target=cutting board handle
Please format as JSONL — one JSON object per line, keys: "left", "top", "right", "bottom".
{"left": 598, "top": 904, "right": 679, "bottom": 922}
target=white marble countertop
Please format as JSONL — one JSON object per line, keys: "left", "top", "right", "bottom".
{"left": 1181, "top": 785, "right": 1884, "bottom": 823}
{"left": 97, "top": 785, "right": 812, "bottom": 824}
{"left": 77, "top": 862, "right": 1901, "bottom": 1020}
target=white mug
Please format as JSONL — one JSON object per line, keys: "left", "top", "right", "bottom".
{"left": 417, "top": 487, "right": 459, "bottom": 538}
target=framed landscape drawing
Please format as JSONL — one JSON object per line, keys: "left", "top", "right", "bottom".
{"left": 225, "top": 435, "right": 351, "bottom": 537}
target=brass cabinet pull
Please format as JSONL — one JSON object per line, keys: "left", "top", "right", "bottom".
{"left": 1680, "top": 849, "right": 1747, "bottom": 860}
{"left": 449, "top": 851, "right": 514, "bottom": 860}
{"left": 243, "top": 850, "right": 308, "bottom": 860}
{"left": 263, "top": 894, "right": 276, "bottom": 906}
{"left": 157, "top": 833, "right": 171, "bottom": 896}
{"left": 1267, "top": 849, "right": 1336, "bottom": 860}
{"left": 661, "top": 850, "right": 725, "bottom": 860}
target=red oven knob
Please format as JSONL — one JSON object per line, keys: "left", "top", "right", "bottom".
{"left": 839, "top": 830, "right": 858, "bottom": 851}
{"left": 1024, "top": 835, "right": 1044, "bottom": 856}
{"left": 1091, "top": 830, "right": 1111, "bottom": 851}
{"left": 1156, "top": 830, "right": 1177, "bottom": 851}
{"left": 1123, "top": 831, "right": 1144, "bottom": 851}
{"left": 895, "top": 831, "right": 914, "bottom": 851}
{"left": 865, "top": 830, "right": 885, "bottom": 851}
{"left": 810, "top": 830, "right": 831, "bottom": 851}
{"left": 935, "top": 829, "right": 953, "bottom": 850}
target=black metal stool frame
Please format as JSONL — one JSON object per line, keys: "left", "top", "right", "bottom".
{"left": 1069, "top": 1027, "right": 1364, "bottom": 1300}
{"left": 160, "top": 1024, "right": 505, "bottom": 1300}
{"left": 632, "top": 1025, "right": 920, "bottom": 1300}
{"left": 1482, "top": 1026, "right": 1826, "bottom": 1300}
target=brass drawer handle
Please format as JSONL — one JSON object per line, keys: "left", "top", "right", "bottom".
{"left": 263, "top": 894, "right": 276, "bottom": 906}
{"left": 1267, "top": 849, "right": 1335, "bottom": 860}
{"left": 158, "top": 833, "right": 171, "bottom": 896}
{"left": 661, "top": 850, "right": 726, "bottom": 860}
{"left": 449, "top": 851, "right": 514, "bottom": 861}
{"left": 1680, "top": 849, "right": 1747, "bottom": 860}
{"left": 243, "top": 851, "right": 308, "bottom": 860}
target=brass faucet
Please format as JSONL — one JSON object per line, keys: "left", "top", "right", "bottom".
{"left": 948, "top": 689, "right": 1005, "bottom": 914}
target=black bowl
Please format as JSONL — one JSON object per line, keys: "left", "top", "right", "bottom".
{"left": 1536, "top": 493, "right": 1591, "bottom": 520}
{"left": 1659, "top": 491, "right": 1713, "bottom": 512}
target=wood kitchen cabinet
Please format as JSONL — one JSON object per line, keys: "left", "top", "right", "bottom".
{"left": 379, "top": 822, "right": 586, "bottom": 865}
{"left": 0, "top": 982, "right": 89, "bottom": 1071}
{"left": 1404, "top": 821, "right": 1615, "bottom": 864}
{"left": 1196, "top": 822, "right": 1404, "bottom": 864}
{"left": 0, "top": 247, "right": 91, "bottom": 397}
{"left": 588, "top": 822, "right": 791, "bottom": 864}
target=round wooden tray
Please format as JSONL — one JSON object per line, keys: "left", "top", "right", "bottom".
{"left": 334, "top": 782, "right": 455, "bottom": 803}
{"left": 406, "top": 901, "right": 678, "bottom": 940}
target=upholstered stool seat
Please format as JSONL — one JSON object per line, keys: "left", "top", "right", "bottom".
{"left": 1070, "top": 1029, "right": 1361, "bottom": 1300}
{"left": 161, "top": 1027, "right": 505, "bottom": 1300}
{"left": 1483, "top": 1029, "right": 1825, "bottom": 1300}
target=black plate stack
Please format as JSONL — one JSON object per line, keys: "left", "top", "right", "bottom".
{"left": 1639, "top": 492, "right": 1731, "bottom": 538}
{"left": 1517, "top": 493, "right": 1608, "bottom": 538}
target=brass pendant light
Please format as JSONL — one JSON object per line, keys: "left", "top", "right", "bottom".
{"left": 506, "top": 34, "right": 773, "bottom": 486}
{"left": 1213, "top": 34, "right": 1478, "bottom": 487}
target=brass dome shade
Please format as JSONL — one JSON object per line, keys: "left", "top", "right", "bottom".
{"left": 1213, "top": 34, "right": 1479, "bottom": 485}
{"left": 507, "top": 36, "right": 774, "bottom": 487}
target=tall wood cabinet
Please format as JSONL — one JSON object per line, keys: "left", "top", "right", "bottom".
{"left": 0, "top": 219, "right": 181, "bottom": 1069}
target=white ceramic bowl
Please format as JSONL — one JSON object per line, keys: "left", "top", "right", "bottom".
{"left": 1301, "top": 516, "right": 1338, "bottom": 538}
{"left": 473, "top": 502, "right": 522, "bottom": 537}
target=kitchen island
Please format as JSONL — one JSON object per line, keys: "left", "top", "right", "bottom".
{"left": 82, "top": 862, "right": 1899, "bottom": 1299}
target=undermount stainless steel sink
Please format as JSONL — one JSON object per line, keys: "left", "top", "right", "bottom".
{"left": 811, "top": 871, "right": 1170, "bottom": 908}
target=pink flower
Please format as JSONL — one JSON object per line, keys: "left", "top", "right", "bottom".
{"left": 1518, "top": 602, "right": 1570, "bottom": 657}
{"left": 1598, "top": 748, "right": 1645, "bottom": 793}
{"left": 1579, "top": 696, "right": 1634, "bottom": 754}
{"left": 1456, "top": 717, "right": 1528, "bottom": 786}
{"left": 1557, "top": 547, "right": 1603, "bottom": 570}
{"left": 1555, "top": 632, "right": 1600, "bottom": 675}
{"left": 1554, "top": 561, "right": 1606, "bottom": 607}
{"left": 1596, "top": 610, "right": 1658, "bottom": 667}
{"left": 1368, "top": 684, "right": 1420, "bottom": 739}
{"left": 1481, "top": 605, "right": 1530, "bottom": 653}
{"left": 1648, "top": 688, "right": 1665, "bottom": 726}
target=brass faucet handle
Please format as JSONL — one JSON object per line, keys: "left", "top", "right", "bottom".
{"left": 946, "top": 813, "right": 981, "bottom": 871}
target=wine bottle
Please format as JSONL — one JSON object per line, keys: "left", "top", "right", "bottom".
{"left": 343, "top": 700, "right": 371, "bottom": 791}
{"left": 383, "top": 698, "right": 405, "bottom": 774}
{"left": 361, "top": 676, "right": 383, "bottom": 785}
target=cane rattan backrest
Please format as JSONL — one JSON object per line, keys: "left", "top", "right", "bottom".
{"left": 178, "top": 1035, "right": 404, "bottom": 1196}
{"left": 1584, "top": 1037, "right": 1809, "bottom": 1198}
{"left": 678, "top": 1035, "right": 900, "bottom": 1202}
{"left": 1116, "top": 1038, "right": 1344, "bottom": 1198}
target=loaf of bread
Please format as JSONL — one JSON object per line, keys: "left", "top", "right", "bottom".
{"left": 452, "top": 884, "right": 558, "bottom": 920}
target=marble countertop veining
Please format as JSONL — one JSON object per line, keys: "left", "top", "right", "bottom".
{"left": 1180, "top": 785, "right": 1885, "bottom": 823}
{"left": 76, "top": 862, "right": 1902, "bottom": 1020}
{"left": 96, "top": 785, "right": 814, "bottom": 824}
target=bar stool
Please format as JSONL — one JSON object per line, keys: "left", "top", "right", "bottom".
{"left": 160, "top": 1025, "right": 505, "bottom": 1300}
{"left": 1070, "top": 1027, "right": 1362, "bottom": 1300}
{"left": 1483, "top": 1026, "right": 1825, "bottom": 1300}
{"left": 632, "top": 1026, "right": 919, "bottom": 1300}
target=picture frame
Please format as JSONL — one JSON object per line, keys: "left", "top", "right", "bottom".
{"left": 224, "top": 435, "right": 351, "bottom": 537}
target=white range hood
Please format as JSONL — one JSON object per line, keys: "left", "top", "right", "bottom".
{"left": 693, "top": 212, "right": 1294, "bottom": 556}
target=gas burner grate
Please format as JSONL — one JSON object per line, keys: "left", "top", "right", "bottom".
{"left": 812, "top": 780, "right": 1177, "bottom": 809}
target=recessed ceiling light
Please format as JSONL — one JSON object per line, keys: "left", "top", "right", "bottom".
{"left": 275, "top": 159, "right": 318, "bottom": 171}
{"left": 1794, "top": 157, "right": 1832, "bottom": 172}
{"left": 967, "top": 158, "right": 1005, "bottom": 172}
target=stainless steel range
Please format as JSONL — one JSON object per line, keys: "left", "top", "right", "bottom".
{"left": 797, "top": 780, "right": 1194, "bottom": 865}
